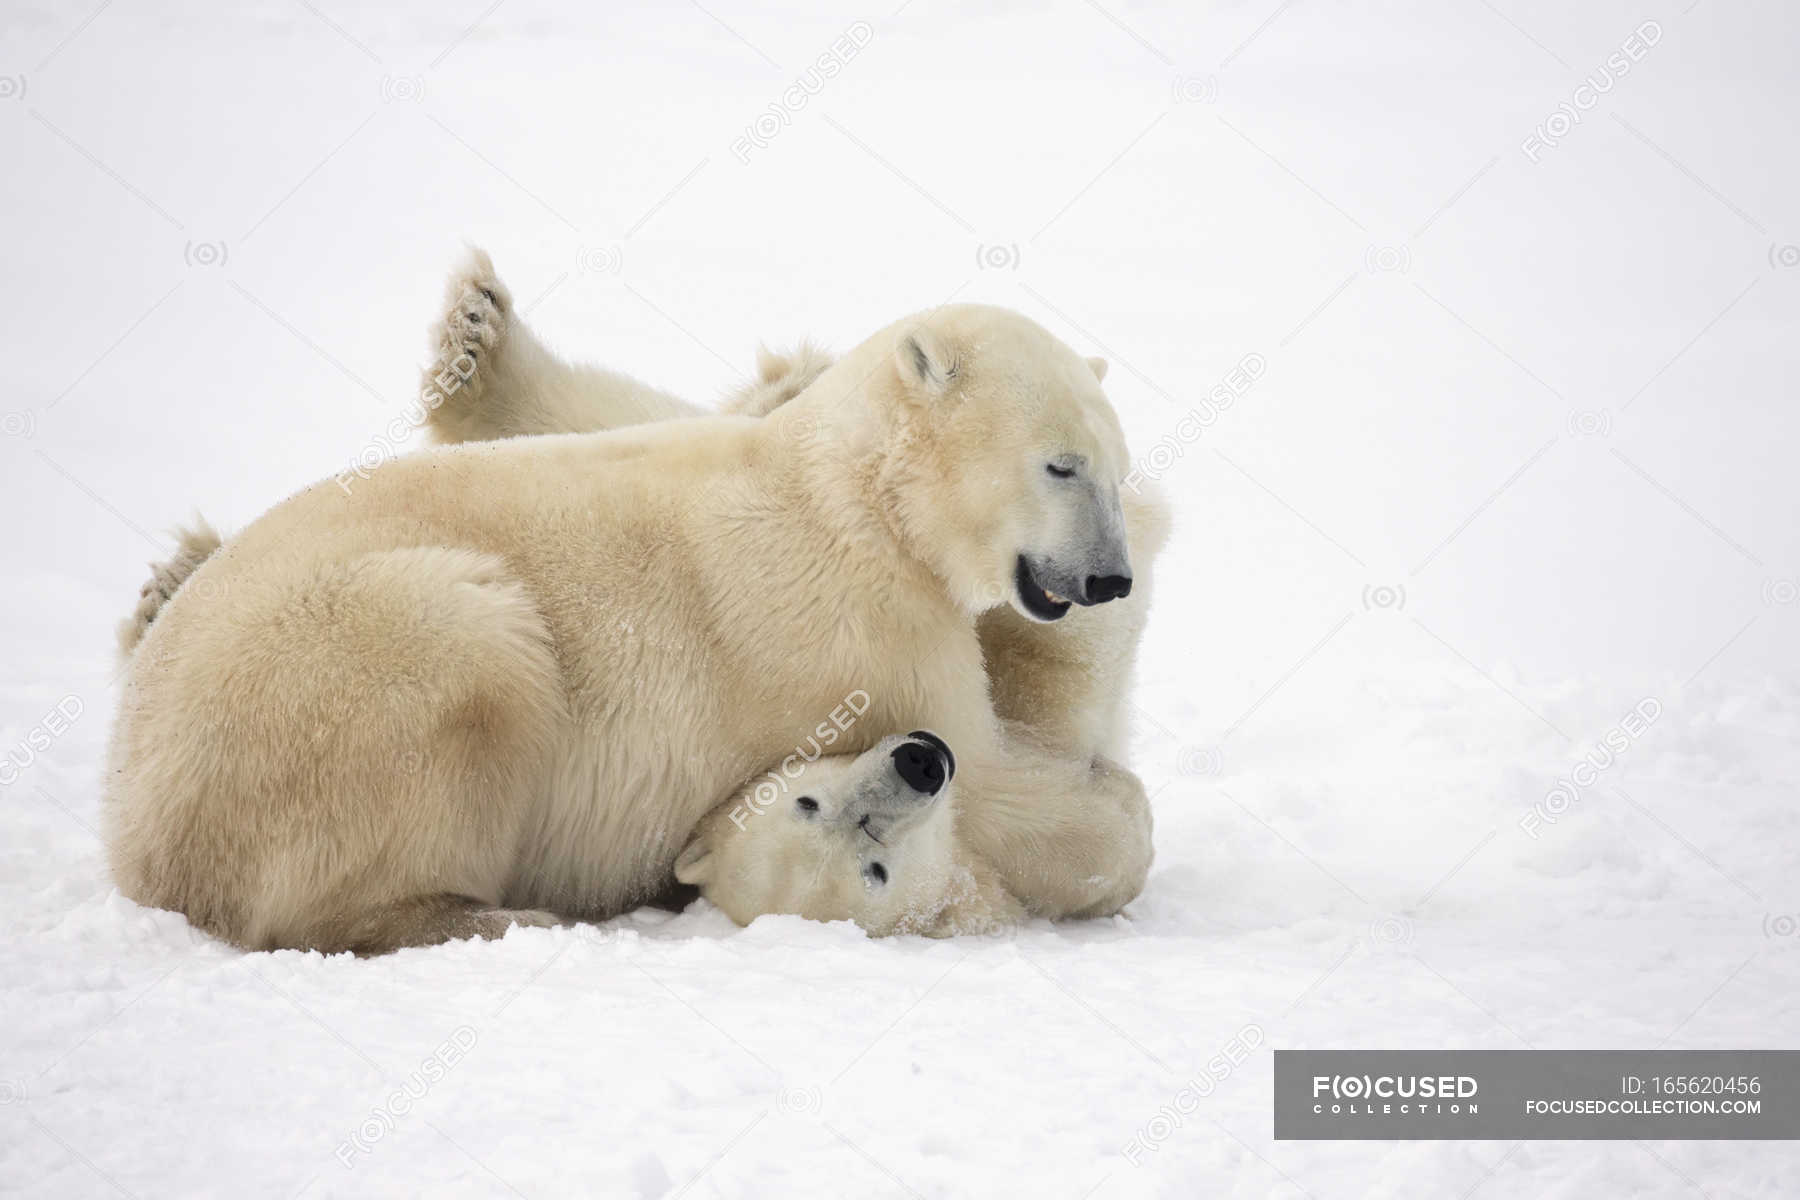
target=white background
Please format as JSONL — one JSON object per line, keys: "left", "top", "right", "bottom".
{"left": 2, "top": 1, "right": 1797, "bottom": 1196}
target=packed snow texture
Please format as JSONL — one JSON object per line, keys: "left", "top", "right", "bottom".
{"left": 3, "top": 1, "right": 1797, "bottom": 1196}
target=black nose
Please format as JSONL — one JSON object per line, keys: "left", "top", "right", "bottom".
{"left": 905, "top": 730, "right": 955, "bottom": 781}
{"left": 1085, "top": 573, "right": 1133, "bottom": 603}
{"left": 892, "top": 738, "right": 949, "bottom": 795}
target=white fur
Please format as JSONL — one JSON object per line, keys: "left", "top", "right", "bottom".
{"left": 107, "top": 296, "right": 1159, "bottom": 952}
{"left": 408, "top": 252, "right": 1170, "bottom": 935}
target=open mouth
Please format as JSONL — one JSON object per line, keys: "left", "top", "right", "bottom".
{"left": 1014, "top": 556, "right": 1072, "bottom": 621}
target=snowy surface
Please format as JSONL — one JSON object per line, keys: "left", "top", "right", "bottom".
{"left": 4, "top": 1, "right": 1799, "bottom": 1196}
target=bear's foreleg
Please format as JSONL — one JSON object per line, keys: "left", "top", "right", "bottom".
{"left": 953, "top": 739, "right": 1153, "bottom": 919}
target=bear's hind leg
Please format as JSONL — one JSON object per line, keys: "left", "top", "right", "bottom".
{"left": 422, "top": 248, "right": 702, "bottom": 444}
{"left": 304, "top": 894, "right": 562, "bottom": 956}
{"left": 421, "top": 249, "right": 516, "bottom": 442}
{"left": 137, "top": 545, "right": 571, "bottom": 953}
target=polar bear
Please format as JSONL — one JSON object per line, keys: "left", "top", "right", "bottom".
{"left": 408, "top": 254, "right": 1170, "bottom": 935}
{"left": 675, "top": 730, "right": 1028, "bottom": 937}
{"left": 106, "top": 297, "right": 1155, "bottom": 953}
{"left": 421, "top": 250, "right": 1167, "bottom": 762}
{"left": 115, "top": 259, "right": 1169, "bottom": 942}
{"left": 120, "top": 539, "right": 1033, "bottom": 938}
{"left": 114, "top": 256, "right": 1172, "bottom": 942}
{"left": 677, "top": 720, "right": 1168, "bottom": 937}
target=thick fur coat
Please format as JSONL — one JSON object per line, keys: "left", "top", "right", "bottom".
{"left": 106, "top": 297, "right": 1158, "bottom": 952}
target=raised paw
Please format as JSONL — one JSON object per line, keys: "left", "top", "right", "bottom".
{"left": 428, "top": 248, "right": 513, "bottom": 376}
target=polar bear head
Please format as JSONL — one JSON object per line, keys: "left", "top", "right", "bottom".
{"left": 675, "top": 732, "right": 964, "bottom": 936}
{"left": 783, "top": 304, "right": 1134, "bottom": 624}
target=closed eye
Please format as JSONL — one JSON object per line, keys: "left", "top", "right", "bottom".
{"left": 1045, "top": 462, "right": 1076, "bottom": 479}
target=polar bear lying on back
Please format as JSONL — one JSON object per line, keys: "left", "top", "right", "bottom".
{"left": 108, "top": 276, "right": 1159, "bottom": 951}
{"left": 404, "top": 252, "right": 1168, "bottom": 936}
{"left": 683, "top": 730, "right": 1021, "bottom": 936}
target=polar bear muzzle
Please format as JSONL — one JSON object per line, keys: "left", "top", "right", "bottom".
{"left": 891, "top": 733, "right": 953, "bottom": 795}
{"left": 1014, "top": 553, "right": 1133, "bottom": 620}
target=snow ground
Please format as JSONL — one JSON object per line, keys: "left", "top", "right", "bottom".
{"left": 3, "top": 1, "right": 1798, "bottom": 1195}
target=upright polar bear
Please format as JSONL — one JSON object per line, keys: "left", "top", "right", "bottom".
{"left": 107, "top": 288, "right": 1157, "bottom": 952}
{"left": 422, "top": 250, "right": 1166, "bottom": 762}
{"left": 408, "top": 252, "right": 1171, "bottom": 935}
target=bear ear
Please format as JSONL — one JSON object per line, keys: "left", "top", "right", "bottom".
{"left": 1086, "top": 356, "right": 1109, "bottom": 383}
{"left": 894, "top": 324, "right": 958, "bottom": 397}
{"left": 674, "top": 838, "right": 712, "bottom": 885}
